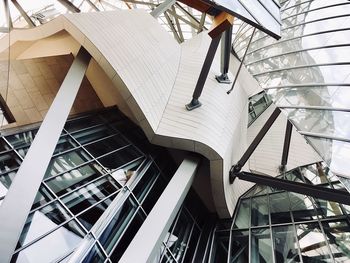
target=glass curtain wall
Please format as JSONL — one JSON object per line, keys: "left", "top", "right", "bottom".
{"left": 233, "top": 0, "right": 350, "bottom": 179}
{"left": 212, "top": 162, "right": 350, "bottom": 262}
{"left": 0, "top": 107, "right": 176, "bottom": 263}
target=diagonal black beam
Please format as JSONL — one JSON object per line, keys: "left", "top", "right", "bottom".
{"left": 186, "top": 34, "right": 221, "bottom": 111}
{"left": 232, "top": 171, "right": 350, "bottom": 205}
{"left": 280, "top": 120, "right": 293, "bottom": 172}
{"left": 229, "top": 107, "right": 281, "bottom": 183}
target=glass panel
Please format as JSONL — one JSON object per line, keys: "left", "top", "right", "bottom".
{"left": 0, "top": 151, "right": 21, "bottom": 172}
{"left": 296, "top": 223, "right": 332, "bottom": 262}
{"left": 0, "top": 169, "right": 17, "bottom": 189}
{"left": 99, "top": 197, "right": 138, "bottom": 253}
{"left": 321, "top": 220, "right": 350, "bottom": 262}
{"left": 251, "top": 228, "right": 273, "bottom": 263}
{"left": 273, "top": 225, "right": 301, "bottom": 263}
{"left": 133, "top": 163, "right": 159, "bottom": 202}
{"left": 71, "top": 125, "right": 115, "bottom": 145}
{"left": 65, "top": 116, "right": 104, "bottom": 133}
{"left": 77, "top": 197, "right": 114, "bottom": 231}
{"left": 141, "top": 176, "right": 167, "bottom": 214}
{"left": 44, "top": 149, "right": 91, "bottom": 178}
{"left": 233, "top": 198, "right": 250, "bottom": 229}
{"left": 82, "top": 243, "right": 106, "bottom": 263}
{"left": 212, "top": 231, "right": 229, "bottom": 263}
{"left": 109, "top": 210, "right": 145, "bottom": 262}
{"left": 46, "top": 163, "right": 104, "bottom": 196}
{"left": 98, "top": 145, "right": 142, "bottom": 170}
{"left": 62, "top": 176, "right": 119, "bottom": 215}
{"left": 313, "top": 198, "right": 343, "bottom": 218}
{"left": 84, "top": 135, "right": 128, "bottom": 157}
{"left": 289, "top": 193, "right": 318, "bottom": 222}
{"left": 230, "top": 230, "right": 249, "bottom": 263}
{"left": 6, "top": 129, "right": 37, "bottom": 149}
{"left": 31, "top": 185, "right": 54, "bottom": 210}
{"left": 251, "top": 195, "right": 269, "bottom": 226}
{"left": 17, "top": 201, "right": 71, "bottom": 248}
{"left": 166, "top": 209, "right": 193, "bottom": 262}
{"left": 183, "top": 226, "right": 200, "bottom": 262}
{"left": 269, "top": 192, "right": 292, "bottom": 224}
{"left": 13, "top": 220, "right": 85, "bottom": 263}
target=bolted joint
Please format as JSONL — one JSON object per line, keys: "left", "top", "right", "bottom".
{"left": 229, "top": 164, "right": 241, "bottom": 184}
{"left": 215, "top": 73, "right": 231, "bottom": 84}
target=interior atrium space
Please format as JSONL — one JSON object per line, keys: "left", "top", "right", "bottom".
{"left": 0, "top": 0, "right": 350, "bottom": 262}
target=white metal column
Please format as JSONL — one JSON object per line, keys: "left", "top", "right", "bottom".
{"left": 119, "top": 155, "right": 200, "bottom": 263}
{"left": 0, "top": 47, "right": 91, "bottom": 263}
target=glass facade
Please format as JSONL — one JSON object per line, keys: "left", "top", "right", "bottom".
{"left": 0, "top": 107, "right": 180, "bottom": 262}
{"left": 211, "top": 162, "right": 350, "bottom": 262}
{"left": 248, "top": 91, "right": 273, "bottom": 126}
{"left": 233, "top": 0, "right": 350, "bottom": 179}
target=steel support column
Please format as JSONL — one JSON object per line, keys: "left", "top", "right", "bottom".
{"left": 0, "top": 47, "right": 91, "bottom": 263}
{"left": 57, "top": 0, "right": 81, "bottom": 13}
{"left": 229, "top": 107, "right": 281, "bottom": 183}
{"left": 232, "top": 171, "right": 350, "bottom": 205}
{"left": 280, "top": 120, "right": 293, "bottom": 172}
{"left": 119, "top": 155, "right": 200, "bottom": 263}
{"left": 216, "top": 25, "right": 233, "bottom": 83}
{"left": 186, "top": 35, "right": 221, "bottom": 110}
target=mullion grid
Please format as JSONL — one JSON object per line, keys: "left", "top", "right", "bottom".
{"left": 227, "top": 163, "right": 350, "bottom": 262}
{"left": 1, "top": 110, "right": 145, "bottom": 260}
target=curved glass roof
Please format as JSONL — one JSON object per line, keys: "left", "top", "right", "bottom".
{"left": 233, "top": 0, "right": 350, "bottom": 179}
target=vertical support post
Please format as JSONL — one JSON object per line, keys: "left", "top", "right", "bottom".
{"left": 216, "top": 25, "right": 233, "bottom": 84}
{"left": 0, "top": 47, "right": 91, "bottom": 263}
{"left": 119, "top": 156, "right": 200, "bottom": 263}
{"left": 227, "top": 28, "right": 256, "bottom": 94}
{"left": 185, "top": 35, "right": 221, "bottom": 111}
{"left": 280, "top": 120, "right": 293, "bottom": 172}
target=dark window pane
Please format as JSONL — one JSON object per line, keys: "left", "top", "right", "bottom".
{"left": 167, "top": 209, "right": 193, "bottom": 262}
{"left": 269, "top": 192, "right": 292, "bottom": 224}
{"left": 65, "top": 117, "right": 104, "bottom": 133}
{"left": 251, "top": 228, "right": 273, "bottom": 263}
{"left": 230, "top": 230, "right": 249, "bottom": 263}
{"left": 46, "top": 163, "right": 104, "bottom": 196}
{"left": 99, "top": 197, "right": 138, "bottom": 253}
{"left": 133, "top": 163, "right": 159, "bottom": 202}
{"left": 212, "top": 231, "right": 229, "bottom": 263}
{"left": 273, "top": 225, "right": 301, "bottom": 263}
{"left": 71, "top": 125, "right": 115, "bottom": 145}
{"left": 0, "top": 169, "right": 17, "bottom": 189}
{"left": 0, "top": 138, "right": 11, "bottom": 152}
{"left": 0, "top": 151, "right": 21, "bottom": 173}
{"left": 84, "top": 135, "right": 128, "bottom": 157}
{"left": 109, "top": 211, "right": 145, "bottom": 262}
{"left": 63, "top": 176, "right": 119, "bottom": 215}
{"left": 141, "top": 176, "right": 166, "bottom": 214}
{"left": 82, "top": 243, "right": 106, "bottom": 263}
{"left": 183, "top": 226, "right": 200, "bottom": 262}
{"left": 98, "top": 145, "right": 142, "bottom": 170}
{"left": 45, "top": 150, "right": 91, "bottom": 178}
{"left": 78, "top": 197, "right": 114, "bottom": 230}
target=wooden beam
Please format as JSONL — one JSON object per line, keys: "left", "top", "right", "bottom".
{"left": 208, "top": 11, "right": 234, "bottom": 39}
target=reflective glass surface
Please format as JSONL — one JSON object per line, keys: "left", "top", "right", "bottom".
{"left": 234, "top": 0, "right": 350, "bottom": 178}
